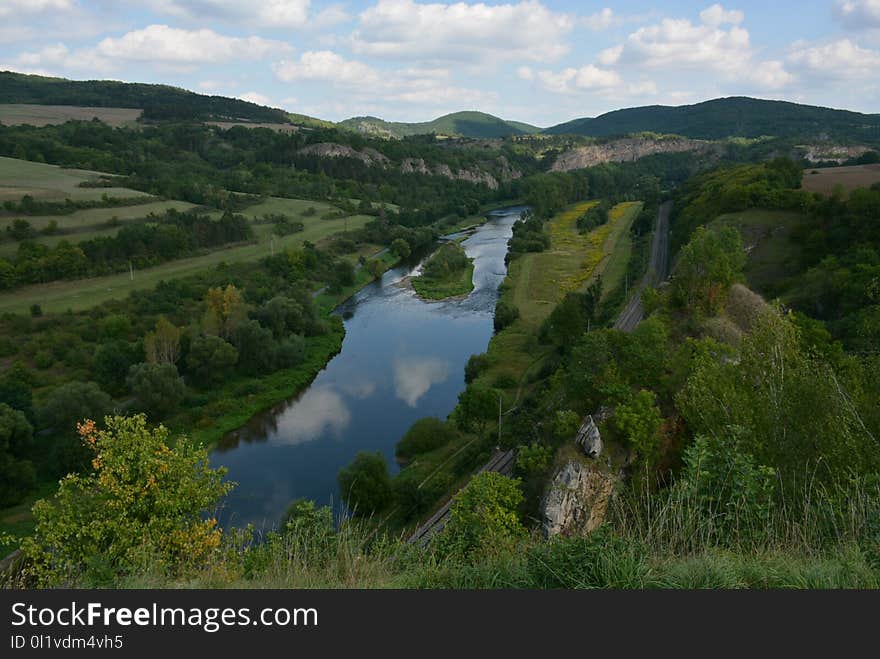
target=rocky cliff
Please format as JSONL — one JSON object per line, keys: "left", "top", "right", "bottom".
{"left": 541, "top": 458, "right": 618, "bottom": 537}
{"left": 297, "top": 142, "right": 390, "bottom": 166}
{"left": 551, "top": 136, "right": 711, "bottom": 172}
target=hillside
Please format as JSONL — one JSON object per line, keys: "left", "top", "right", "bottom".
{"left": 545, "top": 97, "right": 880, "bottom": 143}
{"left": 339, "top": 111, "right": 541, "bottom": 139}
{"left": 0, "top": 71, "right": 290, "bottom": 124}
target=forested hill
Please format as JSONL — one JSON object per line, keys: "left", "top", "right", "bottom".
{"left": 338, "top": 111, "right": 541, "bottom": 139}
{"left": 0, "top": 71, "right": 290, "bottom": 123}
{"left": 544, "top": 97, "right": 880, "bottom": 142}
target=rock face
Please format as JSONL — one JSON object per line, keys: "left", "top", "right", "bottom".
{"left": 551, "top": 136, "right": 710, "bottom": 172}
{"left": 297, "top": 142, "right": 390, "bottom": 166}
{"left": 575, "top": 415, "right": 603, "bottom": 458}
{"left": 401, "top": 157, "right": 501, "bottom": 189}
{"left": 796, "top": 144, "right": 873, "bottom": 164}
{"left": 541, "top": 460, "right": 617, "bottom": 537}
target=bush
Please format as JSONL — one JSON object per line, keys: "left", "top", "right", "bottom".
{"left": 338, "top": 451, "right": 392, "bottom": 516}
{"left": 396, "top": 417, "right": 457, "bottom": 460}
{"left": 464, "top": 353, "right": 489, "bottom": 384}
{"left": 493, "top": 300, "right": 520, "bottom": 332}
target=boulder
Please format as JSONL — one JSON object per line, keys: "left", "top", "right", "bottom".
{"left": 541, "top": 460, "right": 617, "bottom": 537}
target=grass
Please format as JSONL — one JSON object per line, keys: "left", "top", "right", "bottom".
{"left": 0, "top": 207, "right": 374, "bottom": 315}
{"left": 0, "top": 104, "right": 142, "bottom": 128}
{"left": 0, "top": 481, "right": 58, "bottom": 556}
{"left": 711, "top": 209, "right": 809, "bottom": 296}
{"left": 411, "top": 261, "right": 475, "bottom": 300}
{"left": 598, "top": 202, "right": 643, "bottom": 300}
{"left": 802, "top": 164, "right": 880, "bottom": 196}
{"left": 0, "top": 156, "right": 152, "bottom": 202}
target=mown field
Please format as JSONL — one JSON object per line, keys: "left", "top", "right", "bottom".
{"left": 0, "top": 156, "right": 151, "bottom": 202}
{"left": 0, "top": 104, "right": 142, "bottom": 128}
{"left": 802, "top": 163, "right": 880, "bottom": 196}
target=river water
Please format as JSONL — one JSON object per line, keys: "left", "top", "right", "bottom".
{"left": 210, "top": 207, "right": 522, "bottom": 529}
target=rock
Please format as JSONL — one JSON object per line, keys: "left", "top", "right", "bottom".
{"left": 575, "top": 414, "right": 603, "bottom": 458}
{"left": 541, "top": 460, "right": 616, "bottom": 537}
{"left": 297, "top": 142, "right": 390, "bottom": 166}
{"left": 551, "top": 136, "right": 711, "bottom": 172}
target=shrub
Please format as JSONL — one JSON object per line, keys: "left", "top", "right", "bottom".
{"left": 338, "top": 451, "right": 392, "bottom": 516}
{"left": 396, "top": 417, "right": 457, "bottom": 460}
{"left": 493, "top": 300, "right": 520, "bottom": 332}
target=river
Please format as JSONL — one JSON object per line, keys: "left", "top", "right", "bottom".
{"left": 210, "top": 206, "right": 523, "bottom": 529}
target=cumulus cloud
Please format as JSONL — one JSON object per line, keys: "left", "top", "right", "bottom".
{"left": 534, "top": 65, "right": 621, "bottom": 94}
{"left": 699, "top": 3, "right": 744, "bottom": 27}
{"left": 274, "top": 49, "right": 496, "bottom": 112}
{"left": 0, "top": 0, "right": 74, "bottom": 15}
{"left": 392, "top": 356, "right": 451, "bottom": 407}
{"left": 238, "top": 91, "right": 271, "bottom": 105}
{"left": 147, "top": 0, "right": 312, "bottom": 28}
{"left": 274, "top": 386, "right": 351, "bottom": 444}
{"left": 350, "top": 0, "right": 573, "bottom": 63}
{"left": 834, "top": 0, "right": 880, "bottom": 29}
{"left": 583, "top": 8, "right": 616, "bottom": 31}
{"left": 788, "top": 38, "right": 880, "bottom": 79}
{"left": 95, "top": 25, "right": 290, "bottom": 64}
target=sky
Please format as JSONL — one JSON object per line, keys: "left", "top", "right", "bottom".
{"left": 1, "top": 0, "right": 879, "bottom": 126}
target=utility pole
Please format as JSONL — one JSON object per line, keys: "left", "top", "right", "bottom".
{"left": 497, "top": 391, "right": 502, "bottom": 449}
{"left": 129, "top": 260, "right": 134, "bottom": 281}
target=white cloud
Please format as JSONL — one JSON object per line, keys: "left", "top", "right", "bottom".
{"left": 750, "top": 60, "right": 795, "bottom": 88}
{"left": 274, "top": 386, "right": 350, "bottom": 444}
{"left": 834, "top": 0, "right": 880, "bottom": 29}
{"left": 699, "top": 3, "right": 745, "bottom": 27}
{"left": 95, "top": 25, "right": 290, "bottom": 64}
{"left": 534, "top": 65, "right": 621, "bottom": 94}
{"left": 0, "top": 0, "right": 74, "bottom": 16}
{"left": 393, "top": 356, "right": 450, "bottom": 407}
{"left": 516, "top": 66, "right": 535, "bottom": 81}
{"left": 274, "top": 51, "right": 380, "bottom": 86}
{"left": 272, "top": 50, "right": 495, "bottom": 109}
{"left": 597, "top": 44, "right": 623, "bottom": 66}
{"left": 148, "top": 0, "right": 312, "bottom": 28}
{"left": 583, "top": 8, "right": 616, "bottom": 31}
{"left": 11, "top": 43, "right": 117, "bottom": 74}
{"left": 788, "top": 38, "right": 880, "bottom": 79}
{"left": 239, "top": 91, "right": 271, "bottom": 106}
{"left": 350, "top": 0, "right": 573, "bottom": 63}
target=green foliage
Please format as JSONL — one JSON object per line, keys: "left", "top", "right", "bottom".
{"left": 515, "top": 444, "right": 554, "bottom": 478}
{"left": 390, "top": 238, "right": 411, "bottom": 259}
{"left": 672, "top": 225, "right": 746, "bottom": 314}
{"left": 39, "top": 381, "right": 113, "bottom": 475}
{"left": 0, "top": 403, "right": 36, "bottom": 506}
{"left": 185, "top": 334, "right": 238, "bottom": 387}
{"left": 676, "top": 428, "right": 777, "bottom": 543}
{"left": 232, "top": 319, "right": 276, "bottom": 376}
{"left": 493, "top": 300, "right": 520, "bottom": 332}
{"left": 438, "top": 472, "right": 525, "bottom": 557}
{"left": 464, "top": 353, "right": 489, "bottom": 384}
{"left": 396, "top": 417, "right": 457, "bottom": 460}
{"left": 21, "top": 415, "right": 232, "bottom": 586}
{"left": 614, "top": 389, "right": 663, "bottom": 463}
{"left": 338, "top": 451, "right": 393, "bottom": 517}
{"left": 127, "top": 362, "right": 187, "bottom": 419}
{"left": 93, "top": 340, "right": 140, "bottom": 395}
{"left": 456, "top": 385, "right": 498, "bottom": 434}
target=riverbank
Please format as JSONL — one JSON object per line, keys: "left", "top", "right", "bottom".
{"left": 410, "top": 241, "right": 476, "bottom": 301}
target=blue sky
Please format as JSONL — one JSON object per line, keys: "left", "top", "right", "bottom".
{"left": 1, "top": 1, "right": 879, "bottom": 126}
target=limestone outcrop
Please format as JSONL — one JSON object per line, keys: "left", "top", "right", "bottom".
{"left": 541, "top": 459, "right": 617, "bottom": 537}
{"left": 551, "top": 136, "right": 711, "bottom": 172}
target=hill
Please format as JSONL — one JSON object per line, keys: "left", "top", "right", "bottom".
{"left": 544, "top": 97, "right": 880, "bottom": 143}
{"left": 338, "top": 111, "right": 541, "bottom": 139}
{"left": 0, "top": 71, "right": 291, "bottom": 124}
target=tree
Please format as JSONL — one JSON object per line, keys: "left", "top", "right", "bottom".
{"left": 337, "top": 451, "right": 392, "bottom": 516}
{"left": 390, "top": 238, "right": 411, "bottom": 259}
{"left": 127, "top": 362, "right": 187, "bottom": 419}
{"left": 21, "top": 415, "right": 232, "bottom": 586}
{"left": 39, "top": 381, "right": 114, "bottom": 475}
{"left": 93, "top": 340, "right": 140, "bottom": 395}
{"left": 144, "top": 316, "right": 181, "bottom": 365}
{"left": 672, "top": 226, "right": 746, "bottom": 314}
{"left": 0, "top": 403, "right": 36, "bottom": 506}
{"left": 614, "top": 389, "right": 663, "bottom": 463}
{"left": 438, "top": 472, "right": 525, "bottom": 557}
{"left": 185, "top": 334, "right": 238, "bottom": 387}
{"left": 396, "top": 417, "right": 456, "bottom": 460}
{"left": 493, "top": 300, "right": 520, "bottom": 332}
{"left": 456, "top": 385, "right": 498, "bottom": 434}
{"left": 203, "top": 284, "right": 248, "bottom": 339}
{"left": 233, "top": 319, "right": 276, "bottom": 376}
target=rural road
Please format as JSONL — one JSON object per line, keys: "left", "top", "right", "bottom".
{"left": 613, "top": 200, "right": 672, "bottom": 333}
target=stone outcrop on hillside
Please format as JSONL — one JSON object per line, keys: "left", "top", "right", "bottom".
{"left": 541, "top": 459, "right": 617, "bottom": 537}
{"left": 299, "top": 144, "right": 518, "bottom": 189}
{"left": 297, "top": 143, "right": 390, "bottom": 166}
{"left": 796, "top": 144, "right": 873, "bottom": 164}
{"left": 551, "top": 136, "right": 711, "bottom": 172}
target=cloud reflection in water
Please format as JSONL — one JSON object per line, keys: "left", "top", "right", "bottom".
{"left": 393, "top": 355, "right": 452, "bottom": 407}
{"left": 274, "top": 386, "right": 351, "bottom": 445}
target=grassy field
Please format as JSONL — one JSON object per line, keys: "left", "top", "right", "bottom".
{"left": 0, "top": 104, "right": 142, "bottom": 128}
{"left": 0, "top": 156, "right": 151, "bottom": 202}
{"left": 802, "top": 164, "right": 880, "bottom": 196}
{"left": 598, "top": 202, "right": 643, "bottom": 301}
{"left": 0, "top": 204, "right": 374, "bottom": 314}
{"left": 712, "top": 209, "right": 808, "bottom": 295}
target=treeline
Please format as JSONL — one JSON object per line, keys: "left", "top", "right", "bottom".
{"left": 0, "top": 209, "right": 252, "bottom": 289}
{"left": 0, "top": 72, "right": 289, "bottom": 123}
{"left": 1, "top": 193, "right": 154, "bottom": 216}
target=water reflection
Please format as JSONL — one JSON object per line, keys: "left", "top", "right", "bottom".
{"left": 210, "top": 207, "right": 523, "bottom": 528}
{"left": 393, "top": 355, "right": 452, "bottom": 407}
{"left": 274, "top": 386, "right": 351, "bottom": 445}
